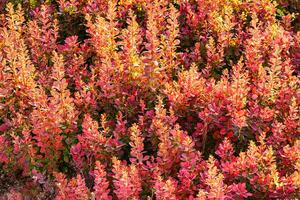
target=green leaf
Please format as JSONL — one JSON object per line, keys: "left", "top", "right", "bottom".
{"left": 29, "top": 0, "right": 37, "bottom": 8}
{"left": 276, "top": 8, "right": 285, "bottom": 17}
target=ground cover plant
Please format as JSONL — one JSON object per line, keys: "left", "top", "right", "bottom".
{"left": 0, "top": 0, "right": 299, "bottom": 199}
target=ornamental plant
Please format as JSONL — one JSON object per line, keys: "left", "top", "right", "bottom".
{"left": 0, "top": 0, "right": 299, "bottom": 199}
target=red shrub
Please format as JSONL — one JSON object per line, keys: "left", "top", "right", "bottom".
{"left": 0, "top": 0, "right": 299, "bottom": 199}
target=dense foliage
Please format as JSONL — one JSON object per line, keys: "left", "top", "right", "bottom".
{"left": 0, "top": 0, "right": 299, "bottom": 199}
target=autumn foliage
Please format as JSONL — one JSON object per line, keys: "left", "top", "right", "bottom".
{"left": 0, "top": 0, "right": 299, "bottom": 199}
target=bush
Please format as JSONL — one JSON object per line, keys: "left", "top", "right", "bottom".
{"left": 0, "top": 0, "right": 299, "bottom": 199}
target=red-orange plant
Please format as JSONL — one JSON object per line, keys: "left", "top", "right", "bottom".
{"left": 0, "top": 0, "right": 299, "bottom": 199}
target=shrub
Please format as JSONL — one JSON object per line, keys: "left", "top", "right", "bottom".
{"left": 0, "top": 0, "right": 299, "bottom": 199}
